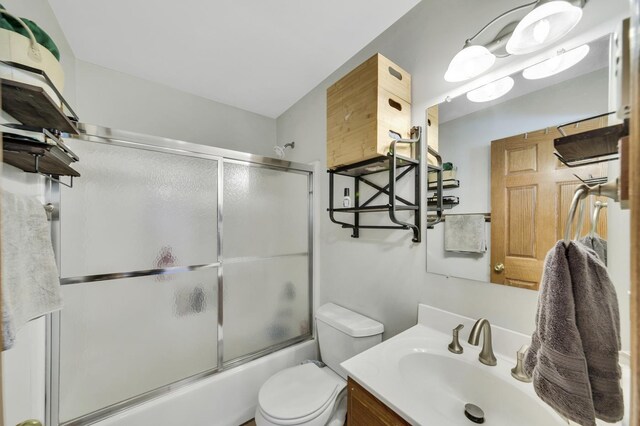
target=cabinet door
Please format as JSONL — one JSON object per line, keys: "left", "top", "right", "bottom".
{"left": 347, "top": 377, "right": 409, "bottom": 426}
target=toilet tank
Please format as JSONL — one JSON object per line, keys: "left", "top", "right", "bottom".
{"left": 315, "top": 303, "right": 384, "bottom": 379}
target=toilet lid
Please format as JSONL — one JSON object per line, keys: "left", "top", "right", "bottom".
{"left": 259, "top": 363, "right": 344, "bottom": 421}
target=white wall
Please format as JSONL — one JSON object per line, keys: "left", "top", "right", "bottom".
{"left": 276, "top": 0, "right": 631, "bottom": 339}
{"left": 74, "top": 60, "right": 277, "bottom": 155}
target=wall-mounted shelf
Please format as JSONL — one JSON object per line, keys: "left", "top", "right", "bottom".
{"left": 327, "top": 126, "right": 422, "bottom": 242}
{"left": 3, "top": 132, "right": 79, "bottom": 186}
{"left": 1, "top": 62, "right": 81, "bottom": 186}
{"left": 428, "top": 179, "right": 459, "bottom": 190}
{"left": 1, "top": 78, "right": 79, "bottom": 134}
{"left": 554, "top": 113, "right": 627, "bottom": 167}
{"left": 331, "top": 154, "right": 418, "bottom": 177}
{"left": 427, "top": 195, "right": 459, "bottom": 210}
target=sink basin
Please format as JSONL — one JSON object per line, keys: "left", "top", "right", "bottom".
{"left": 340, "top": 305, "right": 580, "bottom": 426}
{"left": 398, "top": 350, "right": 564, "bottom": 425}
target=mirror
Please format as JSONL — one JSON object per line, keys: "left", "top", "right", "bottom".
{"left": 426, "top": 34, "right": 618, "bottom": 288}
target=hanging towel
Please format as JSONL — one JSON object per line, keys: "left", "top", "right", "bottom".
{"left": 444, "top": 214, "right": 486, "bottom": 253}
{"left": 2, "top": 192, "right": 61, "bottom": 351}
{"left": 524, "top": 241, "right": 623, "bottom": 426}
{"left": 568, "top": 241, "right": 623, "bottom": 423}
{"left": 579, "top": 235, "right": 608, "bottom": 265}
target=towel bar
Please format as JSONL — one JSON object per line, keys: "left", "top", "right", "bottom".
{"left": 426, "top": 213, "right": 491, "bottom": 223}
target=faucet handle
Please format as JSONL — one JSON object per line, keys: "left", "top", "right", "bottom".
{"left": 448, "top": 324, "right": 464, "bottom": 354}
{"left": 511, "top": 344, "right": 532, "bottom": 383}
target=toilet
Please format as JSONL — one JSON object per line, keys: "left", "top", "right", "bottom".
{"left": 255, "top": 303, "right": 384, "bottom": 426}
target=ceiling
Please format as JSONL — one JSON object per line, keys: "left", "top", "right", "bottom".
{"left": 48, "top": 0, "right": 421, "bottom": 118}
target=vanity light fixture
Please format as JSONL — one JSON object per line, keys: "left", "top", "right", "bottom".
{"left": 444, "top": 45, "right": 496, "bottom": 82}
{"left": 522, "top": 44, "right": 590, "bottom": 79}
{"left": 466, "top": 76, "right": 515, "bottom": 103}
{"left": 506, "top": 1, "right": 583, "bottom": 55}
{"left": 444, "top": 0, "right": 587, "bottom": 83}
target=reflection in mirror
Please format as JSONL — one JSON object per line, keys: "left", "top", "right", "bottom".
{"left": 426, "top": 35, "right": 613, "bottom": 287}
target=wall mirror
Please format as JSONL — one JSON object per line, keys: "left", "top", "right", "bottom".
{"left": 425, "top": 34, "right": 622, "bottom": 289}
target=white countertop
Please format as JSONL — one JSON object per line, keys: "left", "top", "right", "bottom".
{"left": 341, "top": 304, "right": 630, "bottom": 426}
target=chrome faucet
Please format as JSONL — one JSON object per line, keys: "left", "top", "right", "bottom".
{"left": 468, "top": 318, "right": 497, "bottom": 366}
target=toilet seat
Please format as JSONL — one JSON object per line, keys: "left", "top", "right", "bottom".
{"left": 257, "top": 363, "right": 346, "bottom": 425}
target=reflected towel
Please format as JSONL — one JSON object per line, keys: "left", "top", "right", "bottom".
{"left": 524, "top": 241, "right": 623, "bottom": 425}
{"left": 444, "top": 214, "right": 486, "bottom": 253}
{"left": 2, "top": 192, "right": 61, "bottom": 350}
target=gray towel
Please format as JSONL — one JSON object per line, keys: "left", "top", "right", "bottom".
{"left": 579, "top": 235, "right": 608, "bottom": 265}
{"left": 524, "top": 241, "right": 622, "bottom": 426}
{"left": 2, "top": 192, "right": 62, "bottom": 350}
{"left": 444, "top": 214, "right": 486, "bottom": 253}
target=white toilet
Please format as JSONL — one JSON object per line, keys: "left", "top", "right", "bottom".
{"left": 255, "top": 303, "right": 384, "bottom": 426}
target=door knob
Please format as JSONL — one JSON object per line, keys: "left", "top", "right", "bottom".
{"left": 494, "top": 263, "right": 505, "bottom": 273}
{"left": 17, "top": 421, "right": 42, "bottom": 426}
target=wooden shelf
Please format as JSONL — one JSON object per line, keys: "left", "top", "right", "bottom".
{"left": 554, "top": 120, "right": 627, "bottom": 167}
{"left": 1, "top": 78, "right": 79, "bottom": 134}
{"left": 427, "top": 195, "right": 458, "bottom": 211}
{"left": 428, "top": 179, "right": 459, "bottom": 190}
{"left": 3, "top": 137, "right": 80, "bottom": 177}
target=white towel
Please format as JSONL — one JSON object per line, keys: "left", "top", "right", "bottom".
{"left": 444, "top": 214, "right": 486, "bottom": 253}
{"left": 2, "top": 191, "right": 62, "bottom": 350}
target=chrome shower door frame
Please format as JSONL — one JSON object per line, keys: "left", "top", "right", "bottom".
{"left": 46, "top": 124, "right": 314, "bottom": 426}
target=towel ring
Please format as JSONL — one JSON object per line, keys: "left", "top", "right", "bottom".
{"left": 564, "top": 185, "right": 589, "bottom": 245}
{"left": 564, "top": 180, "right": 618, "bottom": 245}
{"left": 589, "top": 201, "right": 608, "bottom": 238}
{"left": 574, "top": 196, "right": 587, "bottom": 240}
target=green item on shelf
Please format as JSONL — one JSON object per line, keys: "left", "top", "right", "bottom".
{"left": 0, "top": 4, "right": 61, "bottom": 61}
{"left": 442, "top": 162, "right": 453, "bottom": 171}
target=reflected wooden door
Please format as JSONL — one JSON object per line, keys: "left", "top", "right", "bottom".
{"left": 491, "top": 119, "right": 608, "bottom": 289}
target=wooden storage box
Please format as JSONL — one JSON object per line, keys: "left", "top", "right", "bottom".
{"left": 327, "top": 53, "right": 412, "bottom": 169}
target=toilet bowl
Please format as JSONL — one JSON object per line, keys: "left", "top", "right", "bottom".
{"left": 255, "top": 363, "right": 346, "bottom": 426}
{"left": 255, "top": 303, "right": 384, "bottom": 426}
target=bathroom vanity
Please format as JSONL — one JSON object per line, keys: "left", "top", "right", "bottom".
{"left": 347, "top": 377, "right": 408, "bottom": 426}
{"left": 341, "top": 304, "right": 631, "bottom": 425}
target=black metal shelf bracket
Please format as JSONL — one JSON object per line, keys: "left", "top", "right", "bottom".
{"left": 327, "top": 126, "right": 422, "bottom": 242}
{"left": 426, "top": 145, "right": 443, "bottom": 229}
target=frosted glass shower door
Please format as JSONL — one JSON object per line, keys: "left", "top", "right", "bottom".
{"left": 59, "top": 270, "right": 218, "bottom": 421}
{"left": 58, "top": 140, "right": 220, "bottom": 423}
{"left": 222, "top": 162, "right": 311, "bottom": 362}
{"left": 60, "top": 141, "right": 218, "bottom": 278}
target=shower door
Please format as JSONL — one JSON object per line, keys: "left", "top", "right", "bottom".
{"left": 48, "top": 125, "right": 313, "bottom": 425}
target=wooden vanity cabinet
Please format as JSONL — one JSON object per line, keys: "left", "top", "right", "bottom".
{"left": 347, "top": 377, "right": 410, "bottom": 426}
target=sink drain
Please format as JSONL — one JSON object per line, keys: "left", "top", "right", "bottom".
{"left": 464, "top": 403, "right": 485, "bottom": 424}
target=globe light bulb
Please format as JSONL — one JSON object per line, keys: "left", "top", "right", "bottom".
{"left": 444, "top": 45, "right": 496, "bottom": 82}
{"left": 533, "top": 18, "right": 551, "bottom": 44}
{"left": 506, "top": 1, "right": 583, "bottom": 55}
